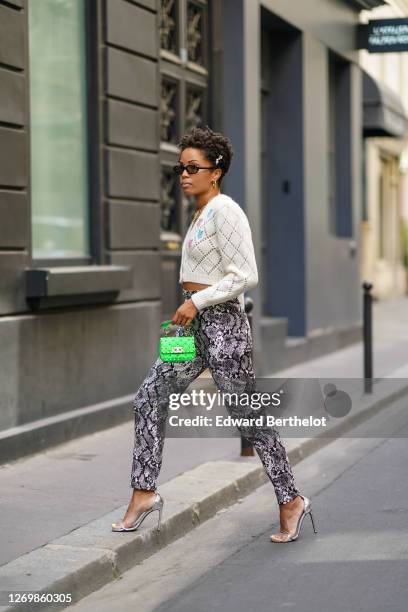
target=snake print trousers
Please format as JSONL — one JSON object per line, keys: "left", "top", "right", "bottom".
{"left": 131, "top": 289, "right": 300, "bottom": 505}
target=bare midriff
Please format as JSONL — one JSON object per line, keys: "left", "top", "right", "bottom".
{"left": 182, "top": 281, "right": 210, "bottom": 290}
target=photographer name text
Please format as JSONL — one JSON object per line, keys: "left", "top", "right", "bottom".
{"left": 168, "top": 415, "right": 327, "bottom": 428}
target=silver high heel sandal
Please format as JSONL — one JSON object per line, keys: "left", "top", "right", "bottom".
{"left": 270, "top": 495, "right": 317, "bottom": 543}
{"left": 112, "top": 492, "right": 164, "bottom": 533}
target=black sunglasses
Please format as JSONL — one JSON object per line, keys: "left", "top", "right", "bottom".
{"left": 173, "top": 163, "right": 216, "bottom": 175}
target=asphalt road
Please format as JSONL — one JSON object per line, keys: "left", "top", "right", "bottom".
{"left": 67, "top": 396, "right": 408, "bottom": 612}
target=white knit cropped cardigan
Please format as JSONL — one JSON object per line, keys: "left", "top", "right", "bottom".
{"left": 179, "top": 193, "right": 258, "bottom": 311}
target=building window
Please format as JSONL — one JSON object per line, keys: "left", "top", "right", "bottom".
{"left": 327, "top": 52, "right": 353, "bottom": 238}
{"left": 159, "top": 0, "right": 210, "bottom": 238}
{"left": 28, "top": 0, "right": 90, "bottom": 260}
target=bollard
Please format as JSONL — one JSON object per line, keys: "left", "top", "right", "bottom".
{"left": 363, "top": 282, "right": 373, "bottom": 394}
{"left": 241, "top": 296, "right": 255, "bottom": 456}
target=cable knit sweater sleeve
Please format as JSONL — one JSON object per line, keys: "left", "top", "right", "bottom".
{"left": 190, "top": 203, "right": 258, "bottom": 311}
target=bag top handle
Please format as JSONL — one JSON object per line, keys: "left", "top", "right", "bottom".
{"left": 161, "top": 320, "right": 193, "bottom": 331}
{"left": 161, "top": 320, "right": 174, "bottom": 329}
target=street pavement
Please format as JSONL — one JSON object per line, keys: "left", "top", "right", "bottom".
{"left": 66, "top": 395, "right": 408, "bottom": 612}
{"left": 0, "top": 296, "right": 408, "bottom": 574}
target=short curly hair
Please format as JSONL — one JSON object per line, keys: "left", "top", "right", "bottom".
{"left": 178, "top": 126, "right": 234, "bottom": 185}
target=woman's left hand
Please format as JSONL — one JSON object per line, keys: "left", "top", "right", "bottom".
{"left": 172, "top": 299, "right": 198, "bottom": 326}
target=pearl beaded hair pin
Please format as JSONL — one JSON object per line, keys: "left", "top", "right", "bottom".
{"left": 215, "top": 154, "right": 223, "bottom": 165}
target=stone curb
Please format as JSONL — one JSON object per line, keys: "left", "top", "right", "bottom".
{"left": 1, "top": 378, "right": 408, "bottom": 612}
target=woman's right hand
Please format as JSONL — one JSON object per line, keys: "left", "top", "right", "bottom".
{"left": 171, "top": 299, "right": 198, "bottom": 327}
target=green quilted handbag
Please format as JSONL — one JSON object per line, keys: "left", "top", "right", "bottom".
{"left": 159, "top": 320, "right": 196, "bottom": 362}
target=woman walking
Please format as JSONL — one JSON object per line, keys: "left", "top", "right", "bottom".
{"left": 112, "top": 127, "right": 316, "bottom": 543}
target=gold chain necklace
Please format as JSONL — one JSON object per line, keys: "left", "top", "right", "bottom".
{"left": 190, "top": 193, "right": 219, "bottom": 228}
{"left": 190, "top": 204, "right": 207, "bottom": 227}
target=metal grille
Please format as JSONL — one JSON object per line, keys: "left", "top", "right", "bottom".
{"left": 159, "top": 0, "right": 178, "bottom": 55}
{"left": 161, "top": 167, "right": 178, "bottom": 233}
{"left": 160, "top": 79, "right": 178, "bottom": 143}
{"left": 185, "top": 85, "right": 205, "bottom": 132}
{"left": 187, "top": 1, "right": 205, "bottom": 65}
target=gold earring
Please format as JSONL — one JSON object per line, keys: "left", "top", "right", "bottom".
{"left": 212, "top": 180, "right": 217, "bottom": 188}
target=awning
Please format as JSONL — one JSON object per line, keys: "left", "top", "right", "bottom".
{"left": 363, "top": 71, "right": 408, "bottom": 138}
{"left": 348, "top": 0, "right": 385, "bottom": 8}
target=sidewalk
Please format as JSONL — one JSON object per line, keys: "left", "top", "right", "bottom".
{"left": 0, "top": 297, "right": 408, "bottom": 610}
{"left": 268, "top": 295, "right": 408, "bottom": 378}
